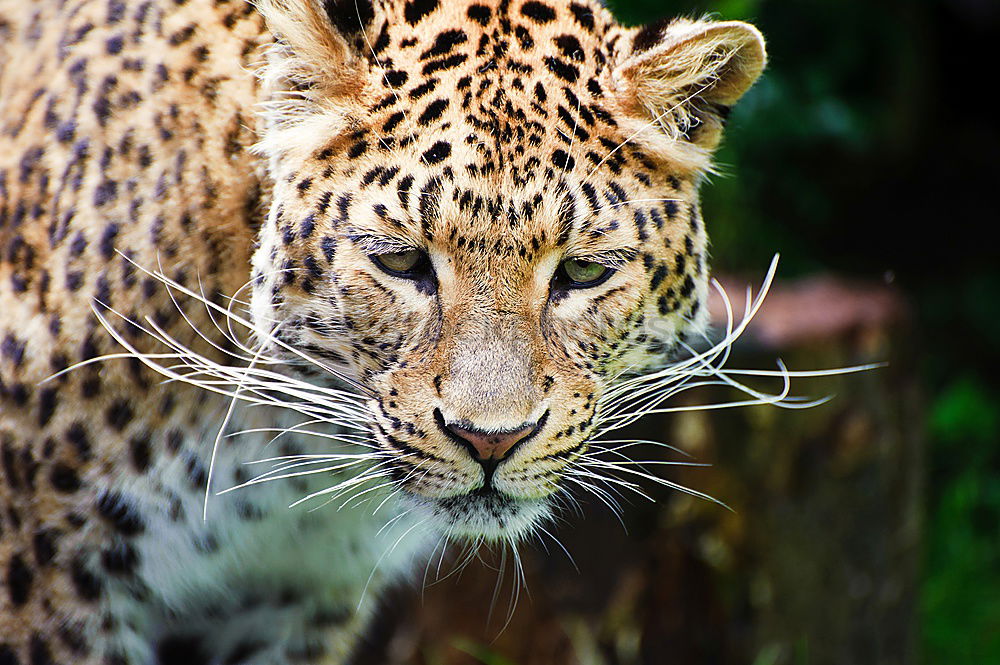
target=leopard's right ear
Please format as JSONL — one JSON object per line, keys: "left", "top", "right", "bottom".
{"left": 254, "top": 0, "right": 383, "bottom": 161}
{"left": 256, "top": 0, "right": 382, "bottom": 96}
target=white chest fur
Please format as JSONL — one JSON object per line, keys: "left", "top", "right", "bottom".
{"left": 100, "top": 402, "right": 430, "bottom": 661}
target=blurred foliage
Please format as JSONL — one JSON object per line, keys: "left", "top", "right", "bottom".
{"left": 606, "top": 0, "right": 1000, "bottom": 662}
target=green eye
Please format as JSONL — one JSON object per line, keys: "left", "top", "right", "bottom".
{"left": 372, "top": 249, "right": 424, "bottom": 275}
{"left": 560, "top": 258, "right": 613, "bottom": 287}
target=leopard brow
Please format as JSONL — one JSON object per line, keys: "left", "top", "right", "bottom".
{"left": 346, "top": 233, "right": 419, "bottom": 255}
{"left": 574, "top": 247, "right": 639, "bottom": 269}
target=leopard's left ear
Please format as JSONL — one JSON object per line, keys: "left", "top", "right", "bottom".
{"left": 611, "top": 19, "right": 766, "bottom": 170}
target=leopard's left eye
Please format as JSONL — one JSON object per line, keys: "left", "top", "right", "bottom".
{"left": 556, "top": 258, "right": 615, "bottom": 288}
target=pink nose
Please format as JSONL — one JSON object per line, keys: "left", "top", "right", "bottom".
{"left": 446, "top": 421, "right": 539, "bottom": 462}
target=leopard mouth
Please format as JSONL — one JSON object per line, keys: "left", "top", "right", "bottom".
{"left": 407, "top": 487, "right": 551, "bottom": 541}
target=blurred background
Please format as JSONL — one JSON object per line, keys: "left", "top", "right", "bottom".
{"left": 352, "top": 0, "right": 1000, "bottom": 663}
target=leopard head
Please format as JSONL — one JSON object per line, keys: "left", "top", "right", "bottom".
{"left": 249, "top": 0, "right": 765, "bottom": 539}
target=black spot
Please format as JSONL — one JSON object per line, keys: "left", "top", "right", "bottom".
{"left": 679, "top": 274, "right": 695, "bottom": 298}
{"left": 397, "top": 175, "right": 414, "bottom": 209}
{"left": 163, "top": 429, "right": 183, "bottom": 455}
{"left": 28, "top": 636, "right": 53, "bottom": 665}
{"left": 80, "top": 375, "right": 100, "bottom": 398}
{"left": 106, "top": 34, "right": 124, "bottom": 54}
{"left": 304, "top": 255, "right": 323, "bottom": 279}
{"left": 101, "top": 224, "right": 118, "bottom": 259}
{"left": 0, "top": 644, "right": 18, "bottom": 665}
{"left": 467, "top": 4, "right": 491, "bottom": 25}
{"left": 404, "top": 0, "right": 439, "bottom": 25}
{"left": 383, "top": 70, "right": 407, "bottom": 87}
{"left": 33, "top": 529, "right": 59, "bottom": 566}
{"left": 65, "top": 269, "right": 84, "bottom": 291}
{"left": 422, "top": 141, "right": 451, "bottom": 164}
{"left": 101, "top": 542, "right": 139, "bottom": 575}
{"left": 420, "top": 29, "right": 467, "bottom": 60}
{"left": 337, "top": 193, "right": 353, "bottom": 219}
{"left": 56, "top": 119, "right": 77, "bottom": 143}
{"left": 418, "top": 98, "right": 448, "bottom": 125}
{"left": 94, "top": 179, "right": 118, "bottom": 207}
{"left": 70, "top": 555, "right": 101, "bottom": 601}
{"left": 633, "top": 18, "right": 668, "bottom": 53}
{"left": 129, "top": 433, "right": 151, "bottom": 473}
{"left": 186, "top": 454, "right": 207, "bottom": 489}
{"left": 96, "top": 490, "right": 145, "bottom": 536}
{"left": 56, "top": 622, "right": 87, "bottom": 655}
{"left": 2, "top": 440, "right": 19, "bottom": 489}
{"left": 299, "top": 213, "right": 316, "bottom": 239}
{"left": 105, "top": 399, "right": 133, "bottom": 431}
{"left": 422, "top": 53, "right": 467, "bottom": 75}
{"left": 554, "top": 35, "right": 583, "bottom": 62}
{"left": 552, "top": 149, "right": 575, "bottom": 171}
{"left": 515, "top": 25, "right": 534, "bottom": 50}
{"left": 533, "top": 81, "right": 547, "bottom": 104}
{"left": 371, "top": 22, "right": 390, "bottom": 54}
{"left": 321, "top": 236, "right": 337, "bottom": 262}
{"left": 50, "top": 463, "right": 81, "bottom": 493}
{"left": 544, "top": 56, "right": 578, "bottom": 83}
{"left": 6, "top": 554, "right": 33, "bottom": 606}
{"left": 347, "top": 141, "right": 367, "bottom": 159}
{"left": 1, "top": 334, "right": 25, "bottom": 366}
{"left": 68, "top": 231, "right": 87, "bottom": 257}
{"left": 37, "top": 387, "right": 57, "bottom": 427}
{"left": 409, "top": 79, "right": 439, "bottom": 100}
{"left": 378, "top": 166, "right": 399, "bottom": 186}
{"left": 662, "top": 200, "right": 678, "bottom": 220}
{"left": 382, "top": 111, "right": 404, "bottom": 133}
{"left": 521, "top": 1, "right": 555, "bottom": 23}
{"left": 569, "top": 3, "right": 595, "bottom": 30}
{"left": 650, "top": 264, "right": 668, "bottom": 290}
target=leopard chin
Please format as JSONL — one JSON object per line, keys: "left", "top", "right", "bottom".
{"left": 405, "top": 488, "right": 553, "bottom": 542}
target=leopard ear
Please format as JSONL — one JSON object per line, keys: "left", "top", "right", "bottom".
{"left": 255, "top": 0, "right": 379, "bottom": 96}
{"left": 611, "top": 19, "right": 766, "bottom": 171}
{"left": 254, "top": 1, "right": 383, "bottom": 162}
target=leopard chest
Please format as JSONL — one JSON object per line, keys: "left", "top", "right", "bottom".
{"left": 95, "top": 405, "right": 425, "bottom": 661}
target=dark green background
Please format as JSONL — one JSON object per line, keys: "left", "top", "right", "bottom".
{"left": 607, "top": 0, "right": 1000, "bottom": 661}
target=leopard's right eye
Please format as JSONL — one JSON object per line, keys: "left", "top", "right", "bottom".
{"left": 369, "top": 250, "right": 435, "bottom": 292}
{"left": 372, "top": 249, "right": 422, "bottom": 274}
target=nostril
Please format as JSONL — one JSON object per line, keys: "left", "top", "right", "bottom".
{"left": 434, "top": 409, "right": 548, "bottom": 463}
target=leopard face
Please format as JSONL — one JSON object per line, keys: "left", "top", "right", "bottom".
{"left": 249, "top": 0, "right": 765, "bottom": 540}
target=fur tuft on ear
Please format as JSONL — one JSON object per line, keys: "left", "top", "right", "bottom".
{"left": 252, "top": 0, "right": 377, "bottom": 164}
{"left": 612, "top": 18, "right": 766, "bottom": 171}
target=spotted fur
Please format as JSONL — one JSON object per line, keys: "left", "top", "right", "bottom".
{"left": 0, "top": 0, "right": 764, "bottom": 662}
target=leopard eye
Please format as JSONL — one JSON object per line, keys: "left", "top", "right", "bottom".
{"left": 558, "top": 258, "right": 614, "bottom": 288}
{"left": 371, "top": 249, "right": 424, "bottom": 276}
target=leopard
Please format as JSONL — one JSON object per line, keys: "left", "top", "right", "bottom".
{"left": 0, "top": 0, "right": 766, "bottom": 663}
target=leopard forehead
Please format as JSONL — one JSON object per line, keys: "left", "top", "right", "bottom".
{"left": 257, "top": 0, "right": 706, "bottom": 292}
{"left": 268, "top": 0, "right": 642, "bottom": 207}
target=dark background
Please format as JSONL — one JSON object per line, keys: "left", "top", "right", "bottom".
{"left": 354, "top": 1, "right": 1000, "bottom": 663}
{"left": 611, "top": 0, "right": 1000, "bottom": 661}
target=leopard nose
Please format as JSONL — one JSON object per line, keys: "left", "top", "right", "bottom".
{"left": 435, "top": 409, "right": 547, "bottom": 462}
